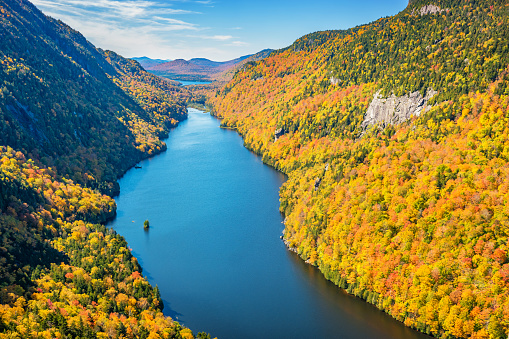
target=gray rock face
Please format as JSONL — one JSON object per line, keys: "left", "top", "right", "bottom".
{"left": 7, "top": 99, "right": 48, "bottom": 144}
{"left": 274, "top": 127, "right": 285, "bottom": 142}
{"left": 412, "top": 4, "right": 448, "bottom": 16}
{"left": 330, "top": 77, "right": 341, "bottom": 85}
{"left": 361, "top": 89, "right": 437, "bottom": 130}
{"left": 314, "top": 177, "right": 321, "bottom": 191}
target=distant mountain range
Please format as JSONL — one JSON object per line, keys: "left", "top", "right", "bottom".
{"left": 132, "top": 56, "right": 171, "bottom": 69}
{"left": 133, "top": 49, "right": 273, "bottom": 82}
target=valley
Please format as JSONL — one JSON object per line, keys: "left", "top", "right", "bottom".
{"left": 1, "top": 0, "right": 508, "bottom": 338}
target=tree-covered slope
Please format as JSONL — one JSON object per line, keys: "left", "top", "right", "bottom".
{"left": 0, "top": 147, "right": 199, "bottom": 338}
{"left": 0, "top": 0, "right": 188, "bottom": 195}
{"left": 0, "top": 0, "right": 205, "bottom": 337}
{"left": 208, "top": 0, "right": 509, "bottom": 338}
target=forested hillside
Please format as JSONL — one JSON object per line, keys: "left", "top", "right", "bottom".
{"left": 208, "top": 0, "right": 509, "bottom": 337}
{"left": 0, "top": 0, "right": 188, "bottom": 195}
{"left": 0, "top": 0, "right": 201, "bottom": 337}
{"left": 0, "top": 147, "right": 197, "bottom": 338}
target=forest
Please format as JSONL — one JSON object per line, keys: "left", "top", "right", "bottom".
{"left": 0, "top": 0, "right": 205, "bottom": 337}
{"left": 0, "top": 146, "right": 204, "bottom": 338}
{"left": 2, "top": 0, "right": 509, "bottom": 337}
{"left": 206, "top": 0, "right": 509, "bottom": 337}
{"left": 0, "top": 0, "right": 189, "bottom": 195}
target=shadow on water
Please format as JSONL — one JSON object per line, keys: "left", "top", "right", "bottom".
{"left": 286, "top": 250, "right": 433, "bottom": 339}
{"left": 130, "top": 250, "right": 155, "bottom": 282}
{"left": 161, "top": 299, "right": 184, "bottom": 322}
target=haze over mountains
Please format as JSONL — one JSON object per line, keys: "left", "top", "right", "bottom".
{"left": 134, "top": 49, "right": 273, "bottom": 82}
{"left": 131, "top": 56, "right": 171, "bottom": 69}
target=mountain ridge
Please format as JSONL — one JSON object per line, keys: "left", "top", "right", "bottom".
{"left": 207, "top": 0, "right": 509, "bottom": 337}
{"left": 142, "top": 49, "right": 273, "bottom": 82}
{"left": 0, "top": 0, "right": 203, "bottom": 337}
{"left": 0, "top": 0, "right": 189, "bottom": 194}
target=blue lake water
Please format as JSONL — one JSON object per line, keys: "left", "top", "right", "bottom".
{"left": 179, "top": 80, "right": 213, "bottom": 86}
{"left": 109, "top": 108, "right": 430, "bottom": 339}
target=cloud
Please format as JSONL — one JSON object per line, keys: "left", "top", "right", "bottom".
{"left": 31, "top": 0, "right": 202, "bottom": 41}
{"left": 149, "top": 16, "right": 200, "bottom": 31}
{"left": 30, "top": 0, "right": 257, "bottom": 60}
{"left": 33, "top": 0, "right": 153, "bottom": 18}
{"left": 229, "top": 41, "right": 249, "bottom": 47}
{"left": 210, "top": 35, "right": 233, "bottom": 41}
{"left": 32, "top": 0, "right": 198, "bottom": 20}
{"left": 186, "top": 34, "right": 234, "bottom": 41}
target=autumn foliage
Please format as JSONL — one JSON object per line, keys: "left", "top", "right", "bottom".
{"left": 207, "top": 0, "right": 509, "bottom": 337}
{"left": 0, "top": 0, "right": 189, "bottom": 195}
{"left": 0, "top": 146, "right": 200, "bottom": 338}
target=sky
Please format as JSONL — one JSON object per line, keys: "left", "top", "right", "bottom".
{"left": 31, "top": 0, "right": 409, "bottom": 61}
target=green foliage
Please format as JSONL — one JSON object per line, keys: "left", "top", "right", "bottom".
{"left": 0, "top": 146, "right": 196, "bottom": 338}
{"left": 0, "top": 0, "right": 189, "bottom": 195}
{"left": 207, "top": 0, "right": 509, "bottom": 338}
{"left": 0, "top": 0, "right": 198, "bottom": 337}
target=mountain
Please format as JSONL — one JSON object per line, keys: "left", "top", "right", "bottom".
{"left": 145, "top": 49, "right": 273, "bottom": 82}
{"left": 132, "top": 56, "right": 171, "bottom": 69}
{"left": 0, "top": 0, "right": 188, "bottom": 195}
{"left": 0, "top": 0, "right": 202, "bottom": 337}
{"left": 207, "top": 0, "right": 509, "bottom": 338}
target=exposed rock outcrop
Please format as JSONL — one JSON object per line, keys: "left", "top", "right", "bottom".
{"left": 412, "top": 4, "right": 448, "bottom": 16}
{"left": 314, "top": 177, "right": 321, "bottom": 191}
{"left": 274, "top": 127, "right": 285, "bottom": 142}
{"left": 7, "top": 100, "right": 48, "bottom": 143}
{"left": 361, "top": 89, "right": 437, "bottom": 130}
{"left": 330, "top": 76, "right": 341, "bottom": 85}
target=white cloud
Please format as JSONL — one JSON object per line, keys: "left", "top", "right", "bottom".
{"left": 229, "top": 41, "right": 249, "bottom": 47}
{"left": 34, "top": 0, "right": 153, "bottom": 18}
{"left": 30, "top": 0, "right": 257, "bottom": 60}
{"left": 186, "top": 34, "right": 234, "bottom": 41}
{"left": 31, "top": 0, "right": 197, "bottom": 23}
{"left": 211, "top": 35, "right": 233, "bottom": 41}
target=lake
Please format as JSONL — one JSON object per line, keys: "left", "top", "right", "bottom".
{"left": 179, "top": 80, "right": 213, "bottom": 86}
{"left": 109, "top": 108, "right": 430, "bottom": 339}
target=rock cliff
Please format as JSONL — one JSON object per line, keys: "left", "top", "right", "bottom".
{"left": 361, "top": 89, "right": 437, "bottom": 130}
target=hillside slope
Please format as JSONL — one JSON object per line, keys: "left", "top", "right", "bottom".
{"left": 132, "top": 56, "right": 171, "bottom": 69}
{"left": 0, "top": 147, "right": 197, "bottom": 338}
{"left": 0, "top": 0, "right": 202, "bottom": 337}
{"left": 209, "top": 0, "right": 509, "bottom": 338}
{"left": 0, "top": 0, "right": 188, "bottom": 195}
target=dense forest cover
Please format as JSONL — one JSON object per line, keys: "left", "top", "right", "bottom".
{"left": 0, "top": 0, "right": 202, "bottom": 337}
{"left": 207, "top": 0, "right": 509, "bottom": 337}
{"left": 0, "top": 147, "right": 198, "bottom": 338}
{"left": 0, "top": 0, "right": 189, "bottom": 195}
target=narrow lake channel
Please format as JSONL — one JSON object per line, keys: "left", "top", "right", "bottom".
{"left": 109, "top": 108, "right": 430, "bottom": 339}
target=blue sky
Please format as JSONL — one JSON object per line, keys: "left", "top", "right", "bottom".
{"left": 31, "top": 0, "right": 408, "bottom": 61}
